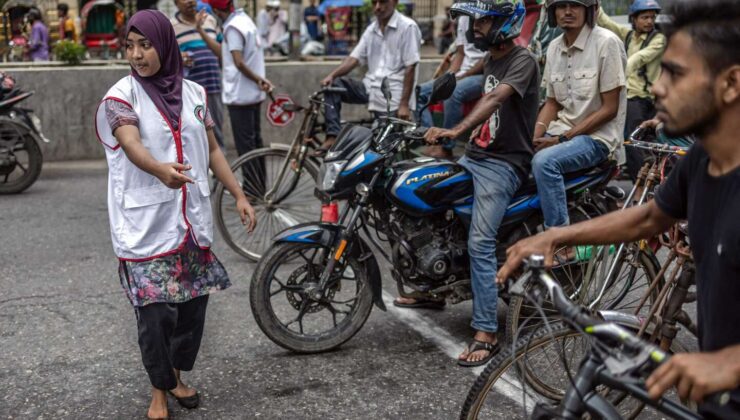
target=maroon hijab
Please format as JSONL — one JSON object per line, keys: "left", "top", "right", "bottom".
{"left": 126, "top": 10, "right": 183, "bottom": 130}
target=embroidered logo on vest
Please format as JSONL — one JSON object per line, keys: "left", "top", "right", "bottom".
{"left": 194, "top": 105, "right": 206, "bottom": 125}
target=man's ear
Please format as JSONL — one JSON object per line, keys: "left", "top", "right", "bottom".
{"left": 720, "top": 65, "right": 740, "bottom": 105}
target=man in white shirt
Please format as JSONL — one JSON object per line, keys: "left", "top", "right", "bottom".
{"left": 208, "top": 0, "right": 273, "bottom": 162}
{"left": 256, "top": 0, "right": 288, "bottom": 54}
{"left": 417, "top": 14, "right": 486, "bottom": 158}
{"left": 316, "top": 0, "right": 421, "bottom": 155}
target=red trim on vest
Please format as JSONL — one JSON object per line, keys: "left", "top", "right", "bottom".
{"left": 117, "top": 230, "right": 210, "bottom": 262}
{"left": 94, "top": 96, "right": 132, "bottom": 150}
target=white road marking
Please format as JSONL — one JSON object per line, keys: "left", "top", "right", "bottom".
{"left": 382, "top": 291, "right": 539, "bottom": 411}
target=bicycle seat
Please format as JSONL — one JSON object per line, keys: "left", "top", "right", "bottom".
{"left": 514, "top": 160, "right": 615, "bottom": 197}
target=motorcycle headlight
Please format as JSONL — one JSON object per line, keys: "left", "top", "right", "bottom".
{"left": 319, "top": 160, "right": 347, "bottom": 192}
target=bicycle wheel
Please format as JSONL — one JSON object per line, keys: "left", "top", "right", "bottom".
{"left": 214, "top": 147, "right": 321, "bottom": 261}
{"left": 506, "top": 247, "right": 661, "bottom": 343}
{"left": 462, "top": 323, "right": 690, "bottom": 420}
{"left": 461, "top": 323, "right": 581, "bottom": 419}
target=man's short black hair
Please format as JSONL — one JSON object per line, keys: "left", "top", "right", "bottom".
{"left": 57, "top": 3, "right": 69, "bottom": 14}
{"left": 667, "top": 0, "right": 740, "bottom": 75}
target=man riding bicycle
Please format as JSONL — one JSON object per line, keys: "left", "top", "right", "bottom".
{"left": 316, "top": 0, "right": 421, "bottom": 156}
{"left": 396, "top": 0, "right": 540, "bottom": 368}
{"left": 499, "top": 0, "right": 740, "bottom": 416}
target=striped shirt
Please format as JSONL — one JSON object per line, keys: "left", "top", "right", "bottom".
{"left": 171, "top": 13, "right": 222, "bottom": 94}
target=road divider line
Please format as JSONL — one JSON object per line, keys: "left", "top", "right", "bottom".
{"left": 381, "top": 291, "right": 537, "bottom": 410}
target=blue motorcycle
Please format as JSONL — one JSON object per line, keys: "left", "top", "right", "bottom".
{"left": 250, "top": 75, "right": 622, "bottom": 353}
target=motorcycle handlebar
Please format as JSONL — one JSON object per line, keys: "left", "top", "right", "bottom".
{"left": 403, "top": 127, "right": 455, "bottom": 148}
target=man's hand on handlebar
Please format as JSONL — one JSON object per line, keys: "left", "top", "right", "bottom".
{"left": 496, "top": 231, "right": 559, "bottom": 284}
{"left": 321, "top": 75, "right": 334, "bottom": 87}
{"left": 397, "top": 103, "right": 411, "bottom": 121}
{"left": 639, "top": 117, "right": 661, "bottom": 131}
{"left": 424, "top": 127, "right": 457, "bottom": 145}
{"left": 646, "top": 350, "right": 740, "bottom": 404}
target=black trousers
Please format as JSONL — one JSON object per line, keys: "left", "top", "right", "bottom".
{"left": 135, "top": 295, "right": 209, "bottom": 390}
{"left": 228, "top": 103, "right": 265, "bottom": 196}
{"left": 624, "top": 97, "right": 656, "bottom": 181}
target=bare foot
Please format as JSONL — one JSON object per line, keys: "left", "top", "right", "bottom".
{"left": 458, "top": 331, "right": 498, "bottom": 363}
{"left": 394, "top": 296, "right": 418, "bottom": 305}
{"left": 148, "top": 388, "right": 168, "bottom": 419}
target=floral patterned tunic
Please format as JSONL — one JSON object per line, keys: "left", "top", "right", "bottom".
{"left": 118, "top": 233, "right": 231, "bottom": 307}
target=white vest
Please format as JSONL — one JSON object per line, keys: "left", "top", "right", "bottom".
{"left": 95, "top": 76, "right": 213, "bottom": 261}
{"left": 222, "top": 10, "right": 266, "bottom": 105}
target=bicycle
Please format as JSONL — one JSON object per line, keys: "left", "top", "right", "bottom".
{"left": 212, "top": 87, "right": 374, "bottom": 261}
{"left": 505, "top": 134, "right": 689, "bottom": 343}
{"left": 460, "top": 255, "right": 729, "bottom": 419}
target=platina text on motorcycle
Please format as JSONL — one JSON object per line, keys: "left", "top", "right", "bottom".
{"left": 250, "top": 74, "right": 622, "bottom": 353}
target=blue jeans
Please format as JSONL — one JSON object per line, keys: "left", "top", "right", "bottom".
{"left": 531, "top": 135, "right": 610, "bottom": 228}
{"left": 458, "top": 156, "right": 521, "bottom": 333}
{"left": 417, "top": 75, "right": 484, "bottom": 129}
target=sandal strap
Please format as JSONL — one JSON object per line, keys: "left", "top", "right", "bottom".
{"left": 467, "top": 339, "right": 495, "bottom": 354}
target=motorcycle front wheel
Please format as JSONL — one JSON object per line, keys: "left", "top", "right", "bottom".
{"left": 250, "top": 241, "right": 374, "bottom": 353}
{"left": 0, "top": 123, "right": 42, "bottom": 194}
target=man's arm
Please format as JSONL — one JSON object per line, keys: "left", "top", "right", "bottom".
{"left": 497, "top": 200, "right": 676, "bottom": 281}
{"left": 231, "top": 49, "right": 273, "bottom": 91}
{"left": 398, "top": 63, "right": 417, "bottom": 120}
{"left": 533, "top": 97, "right": 562, "bottom": 138}
{"left": 447, "top": 45, "right": 465, "bottom": 76}
{"left": 626, "top": 34, "right": 666, "bottom": 75}
{"left": 596, "top": 6, "right": 629, "bottom": 41}
{"left": 646, "top": 344, "right": 740, "bottom": 403}
{"left": 562, "top": 87, "right": 621, "bottom": 139}
{"left": 196, "top": 11, "right": 222, "bottom": 59}
{"left": 425, "top": 82, "right": 517, "bottom": 142}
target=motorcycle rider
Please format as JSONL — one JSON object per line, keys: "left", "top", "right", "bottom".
{"left": 598, "top": 0, "right": 666, "bottom": 181}
{"left": 530, "top": 0, "right": 627, "bottom": 235}
{"left": 396, "top": 0, "right": 540, "bottom": 367}
{"left": 315, "top": 0, "right": 422, "bottom": 156}
{"left": 499, "top": 0, "right": 740, "bottom": 416}
{"left": 416, "top": 12, "right": 487, "bottom": 159}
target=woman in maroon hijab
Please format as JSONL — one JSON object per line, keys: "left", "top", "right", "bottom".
{"left": 95, "top": 10, "right": 256, "bottom": 419}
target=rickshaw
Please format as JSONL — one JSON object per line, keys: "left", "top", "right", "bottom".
{"left": 80, "top": 0, "right": 125, "bottom": 59}
{"left": 1, "top": 0, "right": 36, "bottom": 62}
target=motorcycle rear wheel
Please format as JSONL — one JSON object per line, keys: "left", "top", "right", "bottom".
{"left": 0, "top": 127, "right": 42, "bottom": 194}
{"left": 250, "top": 241, "right": 374, "bottom": 353}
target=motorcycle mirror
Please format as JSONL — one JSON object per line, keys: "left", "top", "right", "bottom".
{"left": 428, "top": 72, "right": 457, "bottom": 104}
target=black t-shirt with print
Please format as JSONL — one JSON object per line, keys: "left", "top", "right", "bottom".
{"left": 654, "top": 143, "right": 740, "bottom": 418}
{"left": 465, "top": 46, "right": 540, "bottom": 181}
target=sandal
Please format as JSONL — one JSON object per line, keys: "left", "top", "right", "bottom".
{"left": 458, "top": 339, "right": 499, "bottom": 367}
{"left": 167, "top": 390, "right": 200, "bottom": 409}
{"left": 393, "top": 298, "right": 446, "bottom": 310}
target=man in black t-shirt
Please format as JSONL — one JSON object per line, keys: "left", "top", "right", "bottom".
{"left": 394, "top": 0, "right": 540, "bottom": 368}
{"left": 498, "top": 0, "right": 740, "bottom": 416}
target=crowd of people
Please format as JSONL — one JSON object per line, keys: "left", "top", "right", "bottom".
{"left": 93, "top": 0, "right": 740, "bottom": 418}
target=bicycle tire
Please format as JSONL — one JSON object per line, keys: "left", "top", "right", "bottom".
{"left": 462, "top": 322, "right": 689, "bottom": 420}
{"left": 214, "top": 147, "right": 321, "bottom": 261}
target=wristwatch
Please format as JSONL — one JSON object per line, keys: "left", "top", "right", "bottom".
{"left": 558, "top": 134, "right": 569, "bottom": 143}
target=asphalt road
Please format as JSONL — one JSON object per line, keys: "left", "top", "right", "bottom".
{"left": 0, "top": 161, "right": 695, "bottom": 419}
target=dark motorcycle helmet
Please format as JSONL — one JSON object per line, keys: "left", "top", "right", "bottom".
{"left": 449, "top": 0, "right": 526, "bottom": 51}
{"left": 545, "top": 0, "right": 598, "bottom": 28}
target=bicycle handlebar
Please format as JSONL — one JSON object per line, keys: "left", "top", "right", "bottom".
{"left": 627, "top": 128, "right": 689, "bottom": 156}
{"left": 514, "top": 255, "right": 732, "bottom": 409}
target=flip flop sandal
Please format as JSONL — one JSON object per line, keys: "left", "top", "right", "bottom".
{"left": 392, "top": 299, "right": 446, "bottom": 310}
{"left": 458, "top": 339, "right": 500, "bottom": 368}
{"left": 168, "top": 390, "right": 200, "bottom": 409}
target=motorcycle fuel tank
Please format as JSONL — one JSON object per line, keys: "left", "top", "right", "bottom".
{"left": 386, "top": 157, "right": 473, "bottom": 214}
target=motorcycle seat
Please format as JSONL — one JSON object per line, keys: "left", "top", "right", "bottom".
{"left": 514, "top": 160, "right": 615, "bottom": 197}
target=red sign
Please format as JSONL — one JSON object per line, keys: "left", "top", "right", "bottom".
{"left": 266, "top": 94, "right": 296, "bottom": 127}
